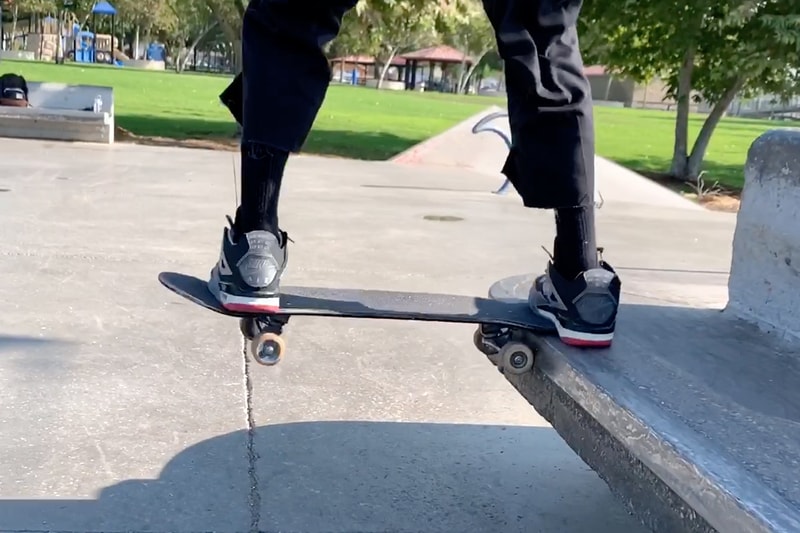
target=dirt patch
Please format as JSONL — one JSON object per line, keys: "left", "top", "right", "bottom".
{"left": 114, "top": 127, "right": 356, "bottom": 159}
{"left": 637, "top": 170, "right": 741, "bottom": 213}
{"left": 690, "top": 193, "right": 741, "bottom": 212}
{"left": 115, "top": 127, "right": 240, "bottom": 152}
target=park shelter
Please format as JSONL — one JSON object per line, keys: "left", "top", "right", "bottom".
{"left": 91, "top": 0, "right": 116, "bottom": 63}
{"left": 399, "top": 45, "right": 473, "bottom": 91}
{"left": 329, "top": 54, "right": 407, "bottom": 84}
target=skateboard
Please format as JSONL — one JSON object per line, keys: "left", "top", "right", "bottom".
{"left": 158, "top": 271, "right": 556, "bottom": 373}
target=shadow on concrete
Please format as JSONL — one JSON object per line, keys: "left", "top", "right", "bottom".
{"left": 0, "top": 421, "right": 638, "bottom": 532}
{"left": 0, "top": 334, "right": 71, "bottom": 352}
{"left": 0, "top": 334, "right": 79, "bottom": 375}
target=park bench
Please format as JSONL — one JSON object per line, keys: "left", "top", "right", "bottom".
{"left": 0, "top": 81, "right": 114, "bottom": 144}
{"left": 487, "top": 128, "right": 800, "bottom": 533}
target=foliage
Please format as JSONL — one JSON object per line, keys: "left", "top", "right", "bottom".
{"left": 8, "top": 0, "right": 795, "bottom": 190}
{"left": 438, "top": 0, "right": 495, "bottom": 92}
{"left": 579, "top": 0, "right": 800, "bottom": 180}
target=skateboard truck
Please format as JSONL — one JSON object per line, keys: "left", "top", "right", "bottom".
{"left": 239, "top": 315, "right": 290, "bottom": 366}
{"left": 473, "top": 324, "right": 535, "bottom": 375}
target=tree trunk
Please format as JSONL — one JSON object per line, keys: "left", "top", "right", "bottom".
{"left": 376, "top": 46, "right": 398, "bottom": 89}
{"left": 133, "top": 25, "right": 140, "bottom": 59}
{"left": 178, "top": 22, "right": 218, "bottom": 73}
{"left": 232, "top": 39, "right": 243, "bottom": 74}
{"left": 669, "top": 45, "right": 696, "bottom": 179}
{"left": 458, "top": 48, "right": 490, "bottom": 94}
{"left": 10, "top": 5, "right": 18, "bottom": 50}
{"left": 55, "top": 10, "right": 63, "bottom": 63}
{"left": 685, "top": 77, "right": 745, "bottom": 180}
{"left": 456, "top": 58, "right": 467, "bottom": 93}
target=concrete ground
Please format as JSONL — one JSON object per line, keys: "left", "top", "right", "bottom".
{"left": 0, "top": 137, "right": 734, "bottom": 533}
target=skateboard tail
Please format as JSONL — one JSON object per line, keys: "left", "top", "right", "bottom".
{"left": 222, "top": 302, "right": 282, "bottom": 314}
{"left": 215, "top": 290, "right": 282, "bottom": 314}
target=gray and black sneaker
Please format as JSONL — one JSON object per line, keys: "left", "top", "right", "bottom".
{"left": 207, "top": 216, "right": 288, "bottom": 313}
{"left": 529, "top": 252, "right": 620, "bottom": 347}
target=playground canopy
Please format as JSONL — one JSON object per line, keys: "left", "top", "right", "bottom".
{"left": 90, "top": 1, "right": 116, "bottom": 64}
{"left": 91, "top": 1, "right": 117, "bottom": 16}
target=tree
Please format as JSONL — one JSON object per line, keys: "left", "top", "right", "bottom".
{"left": 3, "top": 0, "right": 58, "bottom": 50}
{"left": 439, "top": 0, "right": 494, "bottom": 93}
{"left": 203, "top": 0, "right": 244, "bottom": 72}
{"left": 349, "top": 0, "right": 445, "bottom": 88}
{"left": 158, "top": 0, "right": 217, "bottom": 71}
{"left": 580, "top": 0, "right": 800, "bottom": 182}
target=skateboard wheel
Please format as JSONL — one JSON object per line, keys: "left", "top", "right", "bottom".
{"left": 250, "top": 332, "right": 285, "bottom": 366}
{"left": 499, "top": 342, "right": 534, "bottom": 375}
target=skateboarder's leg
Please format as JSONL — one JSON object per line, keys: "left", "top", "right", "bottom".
{"left": 208, "top": 0, "right": 357, "bottom": 313}
{"left": 482, "top": 0, "right": 620, "bottom": 346}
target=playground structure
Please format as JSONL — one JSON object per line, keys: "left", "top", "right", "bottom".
{"left": 67, "top": 29, "right": 125, "bottom": 64}
{"left": 0, "top": 1, "right": 136, "bottom": 65}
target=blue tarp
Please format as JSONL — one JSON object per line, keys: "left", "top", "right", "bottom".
{"left": 91, "top": 1, "right": 116, "bottom": 15}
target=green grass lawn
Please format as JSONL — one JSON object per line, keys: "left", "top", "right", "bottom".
{"left": 2, "top": 59, "right": 786, "bottom": 191}
{"left": 593, "top": 106, "right": 783, "bottom": 191}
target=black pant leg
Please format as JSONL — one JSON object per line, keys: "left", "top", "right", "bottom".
{"left": 482, "top": 0, "right": 595, "bottom": 209}
{"left": 222, "top": 0, "right": 357, "bottom": 152}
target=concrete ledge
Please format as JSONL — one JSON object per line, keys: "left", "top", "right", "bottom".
{"left": 0, "top": 106, "right": 113, "bottom": 143}
{"left": 0, "top": 82, "right": 114, "bottom": 144}
{"left": 488, "top": 275, "right": 800, "bottom": 533}
{"left": 27, "top": 82, "right": 115, "bottom": 113}
{"left": 726, "top": 128, "right": 800, "bottom": 340}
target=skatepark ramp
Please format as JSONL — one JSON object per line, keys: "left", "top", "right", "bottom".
{"left": 488, "top": 128, "right": 800, "bottom": 532}
{"left": 0, "top": 82, "right": 114, "bottom": 144}
{"left": 392, "top": 106, "right": 698, "bottom": 211}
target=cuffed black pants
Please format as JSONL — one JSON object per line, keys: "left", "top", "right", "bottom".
{"left": 220, "top": 0, "right": 595, "bottom": 209}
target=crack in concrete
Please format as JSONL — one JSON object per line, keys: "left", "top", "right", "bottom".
{"left": 242, "top": 335, "right": 261, "bottom": 533}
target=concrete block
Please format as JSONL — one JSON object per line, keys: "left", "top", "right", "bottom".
{"left": 726, "top": 128, "right": 800, "bottom": 339}
{"left": 0, "top": 82, "right": 114, "bottom": 144}
{"left": 0, "top": 106, "right": 114, "bottom": 143}
{"left": 27, "top": 81, "right": 115, "bottom": 115}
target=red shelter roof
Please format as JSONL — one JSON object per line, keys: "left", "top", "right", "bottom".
{"left": 400, "top": 45, "right": 472, "bottom": 64}
{"left": 331, "top": 55, "right": 407, "bottom": 66}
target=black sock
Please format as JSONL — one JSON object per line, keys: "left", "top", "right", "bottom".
{"left": 552, "top": 206, "right": 599, "bottom": 279}
{"left": 237, "top": 141, "right": 289, "bottom": 235}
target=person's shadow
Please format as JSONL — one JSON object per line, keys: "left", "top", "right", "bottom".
{"left": 0, "top": 421, "right": 640, "bottom": 532}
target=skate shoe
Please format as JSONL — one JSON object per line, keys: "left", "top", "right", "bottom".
{"left": 529, "top": 251, "right": 620, "bottom": 347}
{"left": 207, "top": 216, "right": 288, "bottom": 313}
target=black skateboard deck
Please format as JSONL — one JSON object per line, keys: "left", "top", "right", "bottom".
{"left": 158, "top": 271, "right": 555, "bottom": 370}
